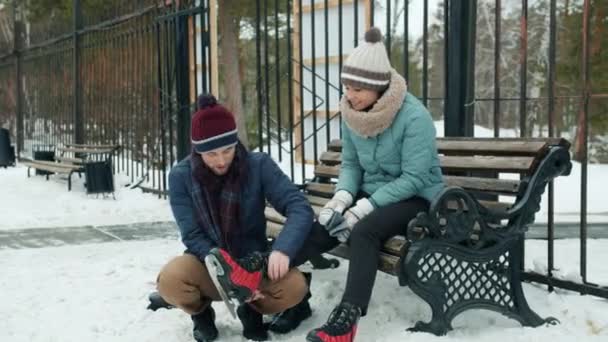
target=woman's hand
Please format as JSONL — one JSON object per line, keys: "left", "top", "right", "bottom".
{"left": 343, "top": 198, "right": 375, "bottom": 227}
{"left": 318, "top": 190, "right": 354, "bottom": 225}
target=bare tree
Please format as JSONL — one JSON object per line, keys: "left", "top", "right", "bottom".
{"left": 217, "top": 0, "right": 249, "bottom": 147}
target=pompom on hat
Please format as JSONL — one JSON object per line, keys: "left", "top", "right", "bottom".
{"left": 191, "top": 94, "right": 238, "bottom": 153}
{"left": 341, "top": 27, "right": 392, "bottom": 91}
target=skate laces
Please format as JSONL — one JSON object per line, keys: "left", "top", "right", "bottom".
{"left": 236, "top": 251, "right": 268, "bottom": 273}
{"left": 322, "top": 302, "right": 360, "bottom": 333}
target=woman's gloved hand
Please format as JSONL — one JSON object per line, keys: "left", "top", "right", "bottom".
{"left": 317, "top": 190, "right": 354, "bottom": 226}
{"left": 342, "top": 198, "right": 375, "bottom": 229}
{"left": 322, "top": 197, "right": 375, "bottom": 243}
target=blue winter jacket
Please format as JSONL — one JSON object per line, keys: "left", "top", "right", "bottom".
{"left": 337, "top": 92, "right": 444, "bottom": 207}
{"left": 168, "top": 152, "right": 314, "bottom": 261}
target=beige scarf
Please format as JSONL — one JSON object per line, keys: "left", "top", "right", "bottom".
{"left": 340, "top": 69, "right": 408, "bottom": 138}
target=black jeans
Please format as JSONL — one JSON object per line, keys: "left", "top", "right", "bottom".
{"left": 292, "top": 196, "right": 429, "bottom": 315}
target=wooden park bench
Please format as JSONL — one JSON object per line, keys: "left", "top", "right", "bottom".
{"left": 265, "top": 137, "right": 572, "bottom": 335}
{"left": 20, "top": 158, "right": 84, "bottom": 191}
{"left": 20, "top": 144, "right": 120, "bottom": 192}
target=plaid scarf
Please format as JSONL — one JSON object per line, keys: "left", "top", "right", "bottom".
{"left": 190, "top": 142, "right": 248, "bottom": 255}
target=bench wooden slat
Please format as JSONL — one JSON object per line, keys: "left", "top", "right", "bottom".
{"left": 315, "top": 164, "right": 341, "bottom": 179}
{"left": 328, "top": 139, "right": 342, "bottom": 152}
{"left": 328, "top": 138, "right": 569, "bottom": 157}
{"left": 440, "top": 155, "right": 535, "bottom": 172}
{"left": 54, "top": 156, "right": 86, "bottom": 164}
{"left": 266, "top": 220, "right": 286, "bottom": 238}
{"left": 20, "top": 161, "right": 78, "bottom": 174}
{"left": 58, "top": 147, "right": 116, "bottom": 154}
{"left": 444, "top": 175, "right": 520, "bottom": 195}
{"left": 21, "top": 159, "right": 81, "bottom": 170}
{"left": 264, "top": 207, "right": 285, "bottom": 224}
{"left": 319, "top": 154, "right": 535, "bottom": 174}
{"left": 64, "top": 143, "right": 119, "bottom": 150}
{"left": 316, "top": 162, "right": 522, "bottom": 195}
{"left": 304, "top": 182, "right": 512, "bottom": 212}
{"left": 382, "top": 236, "right": 407, "bottom": 256}
{"left": 319, "top": 151, "right": 341, "bottom": 165}
{"left": 265, "top": 205, "right": 323, "bottom": 225}
{"left": 306, "top": 182, "right": 335, "bottom": 198}
{"left": 436, "top": 138, "right": 567, "bottom": 156}
{"left": 306, "top": 194, "right": 334, "bottom": 207}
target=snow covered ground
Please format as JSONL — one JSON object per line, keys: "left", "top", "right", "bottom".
{"left": 0, "top": 166, "right": 173, "bottom": 230}
{"left": 1, "top": 238, "right": 607, "bottom": 342}
{"left": 1, "top": 148, "right": 608, "bottom": 341}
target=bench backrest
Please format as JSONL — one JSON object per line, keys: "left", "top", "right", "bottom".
{"left": 308, "top": 137, "right": 571, "bottom": 214}
{"left": 266, "top": 137, "right": 570, "bottom": 276}
{"left": 57, "top": 144, "right": 120, "bottom": 163}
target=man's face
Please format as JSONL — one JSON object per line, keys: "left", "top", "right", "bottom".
{"left": 200, "top": 146, "right": 236, "bottom": 175}
{"left": 344, "top": 85, "right": 380, "bottom": 111}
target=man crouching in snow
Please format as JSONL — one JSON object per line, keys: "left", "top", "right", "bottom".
{"left": 156, "top": 94, "right": 334, "bottom": 341}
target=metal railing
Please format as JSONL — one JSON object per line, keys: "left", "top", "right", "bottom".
{"left": 250, "top": 0, "right": 608, "bottom": 299}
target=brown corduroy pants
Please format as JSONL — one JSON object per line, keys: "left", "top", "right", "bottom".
{"left": 157, "top": 254, "right": 308, "bottom": 315}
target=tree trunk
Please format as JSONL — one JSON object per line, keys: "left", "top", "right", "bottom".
{"left": 217, "top": 0, "right": 249, "bottom": 148}
{"left": 573, "top": 101, "right": 587, "bottom": 162}
{"left": 574, "top": 3, "right": 604, "bottom": 161}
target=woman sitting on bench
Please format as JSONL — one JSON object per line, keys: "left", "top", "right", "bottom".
{"left": 306, "top": 27, "right": 445, "bottom": 342}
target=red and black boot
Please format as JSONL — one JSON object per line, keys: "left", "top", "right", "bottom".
{"left": 306, "top": 302, "right": 361, "bottom": 342}
{"left": 205, "top": 248, "right": 267, "bottom": 316}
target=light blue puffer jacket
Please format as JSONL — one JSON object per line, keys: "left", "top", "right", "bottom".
{"left": 336, "top": 89, "right": 444, "bottom": 208}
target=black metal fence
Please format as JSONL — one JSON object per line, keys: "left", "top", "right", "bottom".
{"left": 249, "top": 0, "right": 608, "bottom": 299}
{"left": 0, "top": 0, "right": 213, "bottom": 191}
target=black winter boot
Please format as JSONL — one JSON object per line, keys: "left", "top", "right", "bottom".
{"left": 191, "top": 305, "right": 219, "bottom": 342}
{"left": 268, "top": 272, "right": 313, "bottom": 334}
{"left": 147, "top": 291, "right": 174, "bottom": 311}
{"left": 306, "top": 302, "right": 361, "bottom": 342}
{"left": 237, "top": 303, "right": 269, "bottom": 341}
{"left": 309, "top": 254, "right": 340, "bottom": 269}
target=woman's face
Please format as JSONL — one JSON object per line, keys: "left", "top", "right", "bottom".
{"left": 344, "top": 85, "right": 380, "bottom": 111}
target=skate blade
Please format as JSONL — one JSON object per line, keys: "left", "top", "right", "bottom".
{"left": 205, "top": 254, "right": 239, "bottom": 319}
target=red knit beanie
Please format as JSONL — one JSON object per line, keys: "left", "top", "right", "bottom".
{"left": 191, "top": 94, "right": 238, "bottom": 153}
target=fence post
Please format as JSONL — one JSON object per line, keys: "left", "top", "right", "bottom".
{"left": 444, "top": 0, "right": 476, "bottom": 137}
{"left": 73, "top": 0, "right": 84, "bottom": 144}
{"left": 175, "top": 15, "right": 191, "bottom": 161}
{"left": 13, "top": 0, "right": 24, "bottom": 156}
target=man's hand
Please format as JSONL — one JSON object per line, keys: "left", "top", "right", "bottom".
{"left": 267, "top": 251, "right": 290, "bottom": 281}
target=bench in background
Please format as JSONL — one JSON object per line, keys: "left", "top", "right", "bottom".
{"left": 20, "top": 144, "right": 120, "bottom": 193}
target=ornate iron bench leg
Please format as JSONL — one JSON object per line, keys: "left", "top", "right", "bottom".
{"left": 401, "top": 237, "right": 557, "bottom": 336}
{"left": 407, "top": 292, "right": 452, "bottom": 335}
{"left": 507, "top": 252, "right": 560, "bottom": 327}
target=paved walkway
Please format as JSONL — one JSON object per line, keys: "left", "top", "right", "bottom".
{"left": 0, "top": 221, "right": 178, "bottom": 250}
{"left": 0, "top": 221, "right": 607, "bottom": 250}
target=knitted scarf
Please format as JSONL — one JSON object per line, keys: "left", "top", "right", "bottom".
{"left": 190, "top": 142, "right": 248, "bottom": 255}
{"left": 340, "top": 69, "right": 408, "bottom": 138}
